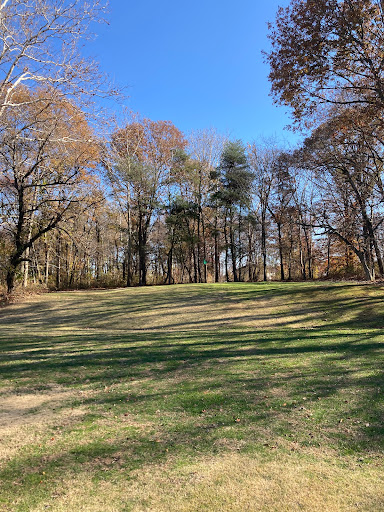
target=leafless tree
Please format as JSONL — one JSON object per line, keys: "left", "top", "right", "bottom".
{"left": 0, "top": 0, "right": 112, "bottom": 120}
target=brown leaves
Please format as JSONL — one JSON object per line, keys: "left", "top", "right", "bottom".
{"left": 112, "top": 117, "right": 186, "bottom": 172}
{"left": 267, "top": 0, "right": 384, "bottom": 124}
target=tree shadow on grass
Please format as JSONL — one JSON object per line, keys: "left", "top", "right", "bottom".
{"left": 0, "top": 327, "right": 382, "bottom": 443}
{"left": 1, "top": 282, "right": 384, "bottom": 509}
{"left": 0, "top": 325, "right": 383, "bottom": 509}
{"left": 2, "top": 282, "right": 384, "bottom": 334}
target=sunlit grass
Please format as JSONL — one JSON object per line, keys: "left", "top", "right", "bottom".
{"left": 0, "top": 282, "right": 383, "bottom": 511}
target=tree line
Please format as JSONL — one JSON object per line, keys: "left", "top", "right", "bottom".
{"left": 1, "top": 0, "right": 384, "bottom": 293}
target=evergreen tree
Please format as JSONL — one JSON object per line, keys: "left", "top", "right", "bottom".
{"left": 212, "top": 141, "right": 254, "bottom": 281}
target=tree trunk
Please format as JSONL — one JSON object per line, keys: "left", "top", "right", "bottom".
{"left": 229, "top": 213, "right": 238, "bottom": 282}
{"left": 56, "top": 235, "right": 62, "bottom": 289}
{"left": 261, "top": 208, "right": 267, "bottom": 281}
{"left": 138, "top": 211, "right": 147, "bottom": 286}
{"left": 343, "top": 170, "right": 384, "bottom": 277}
{"left": 298, "top": 225, "right": 306, "bottom": 280}
{"left": 224, "top": 215, "right": 229, "bottom": 282}
{"left": 357, "top": 249, "right": 375, "bottom": 281}
{"left": 197, "top": 216, "right": 201, "bottom": 283}
{"left": 214, "top": 214, "right": 220, "bottom": 283}
{"left": 95, "top": 220, "right": 101, "bottom": 282}
{"left": 6, "top": 267, "right": 16, "bottom": 294}
{"left": 45, "top": 241, "right": 50, "bottom": 286}
{"left": 22, "top": 248, "right": 30, "bottom": 288}
{"left": 303, "top": 225, "right": 313, "bottom": 279}
{"left": 126, "top": 192, "right": 133, "bottom": 286}
{"left": 326, "top": 234, "right": 331, "bottom": 278}
{"left": 248, "top": 222, "right": 253, "bottom": 282}
{"left": 167, "top": 246, "right": 173, "bottom": 285}
{"left": 202, "top": 215, "right": 207, "bottom": 283}
{"left": 277, "top": 221, "right": 285, "bottom": 281}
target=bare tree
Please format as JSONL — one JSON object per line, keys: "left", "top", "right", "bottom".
{"left": 188, "top": 128, "right": 227, "bottom": 282}
{"left": 248, "top": 142, "right": 278, "bottom": 282}
{"left": 297, "top": 111, "right": 384, "bottom": 281}
{"left": 0, "top": 0, "right": 111, "bottom": 121}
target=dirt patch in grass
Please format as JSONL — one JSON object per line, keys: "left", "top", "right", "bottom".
{"left": 0, "top": 386, "right": 78, "bottom": 427}
{"left": 0, "top": 385, "right": 87, "bottom": 461}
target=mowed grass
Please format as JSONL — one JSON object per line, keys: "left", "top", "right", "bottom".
{"left": 0, "top": 281, "right": 383, "bottom": 511}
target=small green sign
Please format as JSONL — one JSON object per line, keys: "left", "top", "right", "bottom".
{"left": 203, "top": 260, "right": 207, "bottom": 265}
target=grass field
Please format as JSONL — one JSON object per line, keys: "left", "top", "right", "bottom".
{"left": 0, "top": 281, "right": 383, "bottom": 511}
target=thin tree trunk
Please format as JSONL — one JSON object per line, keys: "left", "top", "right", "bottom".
{"left": 229, "top": 212, "right": 238, "bottom": 282}
{"left": 56, "top": 235, "right": 61, "bottom": 289}
{"left": 138, "top": 210, "right": 147, "bottom": 286}
{"left": 167, "top": 244, "right": 173, "bottom": 285}
{"left": 326, "top": 234, "right": 331, "bottom": 278}
{"left": 197, "top": 216, "right": 201, "bottom": 283}
{"left": 248, "top": 221, "right": 253, "bottom": 282}
{"left": 261, "top": 208, "right": 267, "bottom": 281}
{"left": 224, "top": 215, "right": 229, "bottom": 282}
{"left": 202, "top": 215, "right": 207, "bottom": 283}
{"left": 45, "top": 238, "right": 50, "bottom": 286}
{"left": 22, "top": 247, "right": 30, "bottom": 288}
{"left": 214, "top": 214, "right": 220, "bottom": 282}
{"left": 277, "top": 221, "right": 285, "bottom": 281}
{"left": 126, "top": 195, "right": 133, "bottom": 286}
{"left": 95, "top": 220, "right": 101, "bottom": 282}
{"left": 298, "top": 225, "right": 306, "bottom": 280}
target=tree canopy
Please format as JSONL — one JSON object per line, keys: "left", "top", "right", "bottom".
{"left": 267, "top": 0, "right": 384, "bottom": 124}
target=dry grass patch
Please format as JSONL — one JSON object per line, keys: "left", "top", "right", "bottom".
{"left": 28, "top": 452, "right": 384, "bottom": 512}
{"left": 0, "top": 385, "right": 88, "bottom": 461}
{"left": 129, "top": 453, "right": 384, "bottom": 512}
{"left": 1, "top": 282, "right": 346, "bottom": 335}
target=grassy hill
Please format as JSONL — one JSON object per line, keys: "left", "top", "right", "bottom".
{"left": 0, "top": 282, "right": 383, "bottom": 511}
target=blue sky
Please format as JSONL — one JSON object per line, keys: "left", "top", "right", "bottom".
{"left": 91, "top": 0, "right": 297, "bottom": 145}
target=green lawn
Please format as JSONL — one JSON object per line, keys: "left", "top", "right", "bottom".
{"left": 0, "top": 282, "right": 383, "bottom": 511}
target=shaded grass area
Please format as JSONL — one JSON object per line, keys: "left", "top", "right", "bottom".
{"left": 0, "top": 282, "right": 383, "bottom": 511}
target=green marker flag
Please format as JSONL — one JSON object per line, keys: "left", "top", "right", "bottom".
{"left": 203, "top": 260, "right": 207, "bottom": 265}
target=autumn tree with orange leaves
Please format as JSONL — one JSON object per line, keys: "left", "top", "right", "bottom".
{"left": 105, "top": 117, "right": 186, "bottom": 286}
{"left": 0, "top": 0, "right": 119, "bottom": 293}
{"left": 0, "top": 88, "right": 99, "bottom": 293}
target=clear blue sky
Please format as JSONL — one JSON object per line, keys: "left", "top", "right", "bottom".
{"left": 91, "top": 0, "right": 297, "bottom": 145}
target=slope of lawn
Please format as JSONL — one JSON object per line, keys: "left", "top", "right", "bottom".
{"left": 0, "top": 281, "right": 383, "bottom": 511}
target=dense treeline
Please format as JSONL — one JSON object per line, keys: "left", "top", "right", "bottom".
{"left": 1, "top": 122, "right": 378, "bottom": 292}
{"left": 2, "top": 0, "right": 384, "bottom": 293}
